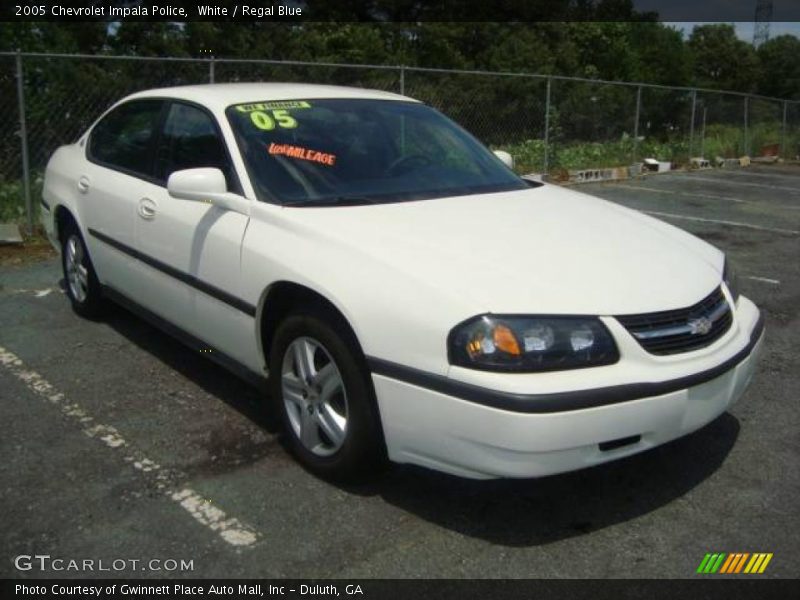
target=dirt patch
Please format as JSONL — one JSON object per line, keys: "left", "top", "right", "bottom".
{"left": 0, "top": 230, "right": 56, "bottom": 267}
{"left": 185, "top": 424, "right": 289, "bottom": 477}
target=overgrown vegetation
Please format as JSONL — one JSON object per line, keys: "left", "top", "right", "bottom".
{"left": 502, "top": 124, "right": 800, "bottom": 174}
{"left": 0, "top": 172, "right": 42, "bottom": 225}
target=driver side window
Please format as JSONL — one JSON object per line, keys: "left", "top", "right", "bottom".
{"left": 155, "top": 102, "right": 238, "bottom": 191}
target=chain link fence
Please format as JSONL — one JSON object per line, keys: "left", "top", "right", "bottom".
{"left": 2, "top": 51, "right": 799, "bottom": 232}
{"left": 0, "top": 54, "right": 22, "bottom": 222}
{"left": 788, "top": 102, "right": 800, "bottom": 160}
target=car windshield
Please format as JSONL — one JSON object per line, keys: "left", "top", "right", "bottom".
{"left": 226, "top": 98, "right": 527, "bottom": 206}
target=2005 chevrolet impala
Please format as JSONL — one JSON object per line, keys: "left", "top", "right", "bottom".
{"left": 41, "top": 83, "right": 764, "bottom": 480}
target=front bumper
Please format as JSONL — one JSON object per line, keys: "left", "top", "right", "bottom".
{"left": 371, "top": 298, "right": 764, "bottom": 479}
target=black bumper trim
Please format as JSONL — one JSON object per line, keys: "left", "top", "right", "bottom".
{"left": 367, "top": 314, "right": 764, "bottom": 414}
{"left": 88, "top": 228, "right": 256, "bottom": 317}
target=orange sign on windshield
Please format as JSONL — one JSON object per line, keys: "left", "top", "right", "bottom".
{"left": 267, "top": 142, "right": 337, "bottom": 166}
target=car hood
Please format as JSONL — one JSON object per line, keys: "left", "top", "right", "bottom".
{"left": 276, "top": 184, "right": 724, "bottom": 316}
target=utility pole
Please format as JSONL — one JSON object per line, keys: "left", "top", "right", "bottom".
{"left": 753, "top": 0, "right": 773, "bottom": 47}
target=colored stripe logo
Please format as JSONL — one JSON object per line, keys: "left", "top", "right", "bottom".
{"left": 696, "top": 552, "right": 773, "bottom": 574}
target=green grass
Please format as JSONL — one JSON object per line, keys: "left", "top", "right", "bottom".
{"left": 0, "top": 173, "right": 43, "bottom": 225}
{"left": 499, "top": 124, "right": 800, "bottom": 175}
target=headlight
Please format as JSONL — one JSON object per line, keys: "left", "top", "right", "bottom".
{"left": 448, "top": 315, "right": 619, "bottom": 372}
{"left": 723, "top": 257, "right": 740, "bottom": 303}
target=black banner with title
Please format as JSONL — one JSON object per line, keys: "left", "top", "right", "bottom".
{"left": 3, "top": 0, "right": 800, "bottom": 23}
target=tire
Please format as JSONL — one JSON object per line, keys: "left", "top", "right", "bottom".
{"left": 61, "top": 221, "right": 104, "bottom": 318}
{"left": 269, "top": 309, "right": 387, "bottom": 482}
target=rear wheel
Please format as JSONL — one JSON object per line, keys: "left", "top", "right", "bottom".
{"left": 270, "top": 310, "right": 387, "bottom": 481}
{"left": 61, "top": 221, "right": 104, "bottom": 318}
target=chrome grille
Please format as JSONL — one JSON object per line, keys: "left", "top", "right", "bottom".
{"left": 615, "top": 287, "right": 732, "bottom": 355}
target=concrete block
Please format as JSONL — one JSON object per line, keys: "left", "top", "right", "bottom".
{"left": 643, "top": 158, "right": 671, "bottom": 172}
{"left": 566, "top": 166, "right": 631, "bottom": 184}
{"left": 0, "top": 223, "right": 23, "bottom": 245}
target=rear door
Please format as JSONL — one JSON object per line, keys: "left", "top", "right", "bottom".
{"left": 80, "top": 99, "right": 165, "bottom": 299}
{"left": 135, "top": 100, "right": 254, "bottom": 365}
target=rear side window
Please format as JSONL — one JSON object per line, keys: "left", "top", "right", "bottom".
{"left": 88, "top": 100, "right": 163, "bottom": 177}
{"left": 154, "top": 102, "right": 235, "bottom": 190}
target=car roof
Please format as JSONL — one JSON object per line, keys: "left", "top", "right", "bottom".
{"left": 125, "top": 82, "right": 417, "bottom": 111}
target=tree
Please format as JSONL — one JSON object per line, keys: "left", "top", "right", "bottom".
{"left": 757, "top": 35, "right": 800, "bottom": 100}
{"left": 0, "top": 23, "right": 108, "bottom": 53}
{"left": 629, "top": 22, "right": 692, "bottom": 86}
{"left": 110, "top": 22, "right": 188, "bottom": 57}
{"left": 687, "top": 24, "right": 760, "bottom": 92}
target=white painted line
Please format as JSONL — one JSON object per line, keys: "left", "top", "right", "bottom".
{"left": 643, "top": 210, "right": 800, "bottom": 235}
{"left": 618, "top": 183, "right": 800, "bottom": 211}
{"left": 171, "top": 489, "right": 260, "bottom": 546}
{"left": 746, "top": 276, "right": 781, "bottom": 285}
{"left": 701, "top": 168, "right": 800, "bottom": 182}
{"left": 0, "top": 345, "right": 260, "bottom": 548}
{"left": 669, "top": 173, "right": 800, "bottom": 194}
{"left": 619, "top": 183, "right": 744, "bottom": 203}
{"left": 1, "top": 287, "right": 61, "bottom": 296}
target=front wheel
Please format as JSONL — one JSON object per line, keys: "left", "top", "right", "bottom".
{"left": 269, "top": 311, "right": 387, "bottom": 481}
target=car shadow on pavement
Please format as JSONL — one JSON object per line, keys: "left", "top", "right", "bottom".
{"left": 349, "top": 413, "right": 740, "bottom": 547}
{"left": 101, "top": 302, "right": 283, "bottom": 434}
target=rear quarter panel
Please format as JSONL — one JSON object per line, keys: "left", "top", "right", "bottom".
{"left": 42, "top": 143, "right": 86, "bottom": 249}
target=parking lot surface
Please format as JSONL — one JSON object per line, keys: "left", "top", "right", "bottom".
{"left": 1, "top": 165, "right": 798, "bottom": 579}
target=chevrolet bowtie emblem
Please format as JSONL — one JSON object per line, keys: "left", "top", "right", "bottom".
{"left": 688, "top": 316, "right": 713, "bottom": 335}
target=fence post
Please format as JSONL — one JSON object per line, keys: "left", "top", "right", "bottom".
{"left": 209, "top": 56, "right": 215, "bottom": 83}
{"left": 543, "top": 76, "right": 551, "bottom": 175}
{"left": 781, "top": 100, "right": 788, "bottom": 159}
{"left": 632, "top": 85, "right": 642, "bottom": 164}
{"left": 399, "top": 65, "right": 405, "bottom": 96}
{"left": 700, "top": 106, "right": 707, "bottom": 159}
{"left": 15, "top": 50, "right": 33, "bottom": 235}
{"left": 688, "top": 89, "right": 697, "bottom": 159}
{"left": 743, "top": 96, "right": 749, "bottom": 156}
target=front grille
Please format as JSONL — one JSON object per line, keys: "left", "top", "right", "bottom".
{"left": 616, "top": 287, "right": 732, "bottom": 355}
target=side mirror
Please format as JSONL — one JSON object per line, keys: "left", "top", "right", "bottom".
{"left": 493, "top": 150, "right": 514, "bottom": 170}
{"left": 167, "top": 168, "right": 249, "bottom": 215}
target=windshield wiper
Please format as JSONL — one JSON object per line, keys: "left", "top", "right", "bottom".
{"left": 283, "top": 196, "right": 377, "bottom": 207}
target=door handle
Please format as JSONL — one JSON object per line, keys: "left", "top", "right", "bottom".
{"left": 77, "top": 175, "right": 90, "bottom": 193}
{"left": 138, "top": 197, "right": 157, "bottom": 220}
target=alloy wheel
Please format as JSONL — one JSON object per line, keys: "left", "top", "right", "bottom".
{"left": 65, "top": 234, "right": 89, "bottom": 303}
{"left": 281, "top": 336, "right": 349, "bottom": 457}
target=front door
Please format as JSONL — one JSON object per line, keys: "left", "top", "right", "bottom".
{"left": 134, "top": 101, "right": 255, "bottom": 367}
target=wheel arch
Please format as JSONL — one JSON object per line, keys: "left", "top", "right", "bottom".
{"left": 53, "top": 204, "right": 79, "bottom": 245}
{"left": 257, "top": 281, "right": 368, "bottom": 374}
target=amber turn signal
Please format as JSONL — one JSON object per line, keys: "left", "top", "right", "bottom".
{"left": 493, "top": 324, "right": 521, "bottom": 356}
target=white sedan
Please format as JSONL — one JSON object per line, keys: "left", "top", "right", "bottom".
{"left": 42, "top": 83, "right": 764, "bottom": 481}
